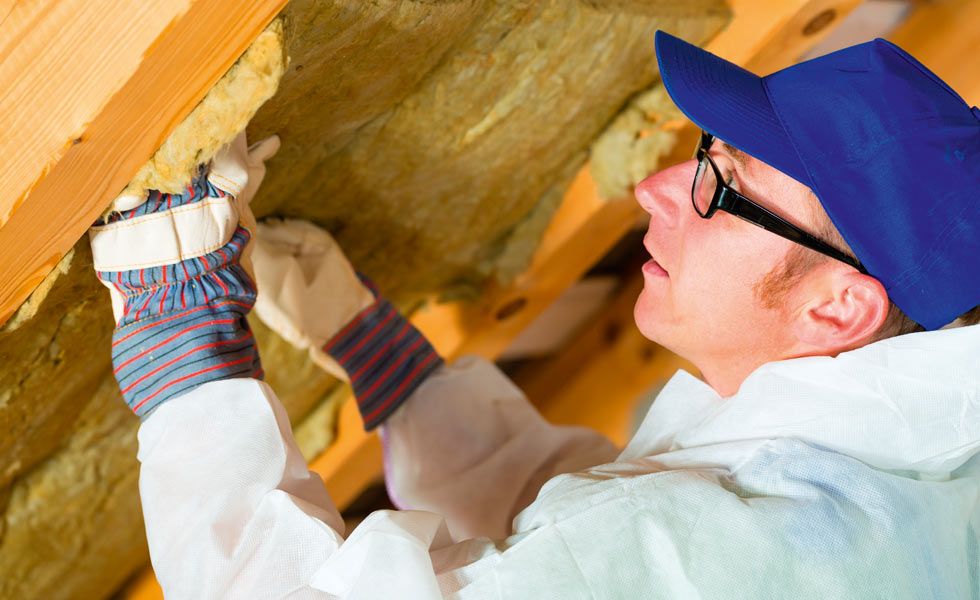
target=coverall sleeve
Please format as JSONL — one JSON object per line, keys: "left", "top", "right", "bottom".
{"left": 139, "top": 376, "right": 950, "bottom": 600}
{"left": 137, "top": 379, "right": 344, "bottom": 599}
{"left": 315, "top": 276, "right": 619, "bottom": 540}
{"left": 379, "top": 356, "right": 620, "bottom": 539}
{"left": 137, "top": 376, "right": 614, "bottom": 599}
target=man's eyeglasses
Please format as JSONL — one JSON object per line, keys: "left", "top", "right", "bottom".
{"left": 692, "top": 130, "right": 867, "bottom": 274}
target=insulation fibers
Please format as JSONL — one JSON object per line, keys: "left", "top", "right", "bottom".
{"left": 119, "top": 19, "right": 287, "bottom": 198}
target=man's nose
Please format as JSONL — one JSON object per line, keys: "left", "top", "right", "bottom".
{"left": 634, "top": 159, "right": 696, "bottom": 229}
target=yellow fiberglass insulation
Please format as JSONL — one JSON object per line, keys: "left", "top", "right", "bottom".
{"left": 119, "top": 19, "right": 287, "bottom": 198}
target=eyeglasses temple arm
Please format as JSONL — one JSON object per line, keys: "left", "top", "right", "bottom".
{"left": 719, "top": 189, "right": 868, "bottom": 274}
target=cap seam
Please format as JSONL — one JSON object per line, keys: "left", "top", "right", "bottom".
{"left": 880, "top": 39, "right": 968, "bottom": 108}
{"left": 759, "top": 75, "right": 846, "bottom": 245}
{"left": 760, "top": 77, "right": 819, "bottom": 191}
{"left": 889, "top": 197, "right": 976, "bottom": 290}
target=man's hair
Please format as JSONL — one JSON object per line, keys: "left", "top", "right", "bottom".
{"left": 755, "top": 194, "right": 980, "bottom": 342}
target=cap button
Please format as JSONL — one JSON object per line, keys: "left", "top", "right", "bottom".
{"left": 972, "top": 106, "right": 980, "bottom": 121}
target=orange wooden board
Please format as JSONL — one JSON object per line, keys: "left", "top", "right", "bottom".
{"left": 0, "top": 0, "right": 287, "bottom": 326}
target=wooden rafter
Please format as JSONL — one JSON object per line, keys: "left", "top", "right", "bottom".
{"left": 889, "top": 0, "right": 980, "bottom": 105}
{"left": 0, "top": 0, "right": 288, "bottom": 326}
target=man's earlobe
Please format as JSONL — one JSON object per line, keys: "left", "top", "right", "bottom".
{"left": 793, "top": 272, "right": 889, "bottom": 353}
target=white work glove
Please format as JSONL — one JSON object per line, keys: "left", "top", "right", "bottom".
{"left": 251, "top": 218, "right": 377, "bottom": 381}
{"left": 251, "top": 218, "right": 444, "bottom": 430}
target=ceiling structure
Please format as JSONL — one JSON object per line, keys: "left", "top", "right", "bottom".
{"left": 3, "top": 0, "right": 973, "bottom": 598}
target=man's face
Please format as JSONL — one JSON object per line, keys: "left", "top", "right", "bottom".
{"left": 633, "top": 137, "right": 822, "bottom": 390}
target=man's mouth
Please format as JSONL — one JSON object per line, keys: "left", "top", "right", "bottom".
{"left": 642, "top": 258, "right": 668, "bottom": 278}
{"left": 643, "top": 235, "right": 669, "bottom": 278}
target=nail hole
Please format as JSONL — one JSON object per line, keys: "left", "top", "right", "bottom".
{"left": 603, "top": 322, "right": 621, "bottom": 344}
{"left": 803, "top": 9, "right": 836, "bottom": 36}
{"left": 495, "top": 297, "right": 527, "bottom": 321}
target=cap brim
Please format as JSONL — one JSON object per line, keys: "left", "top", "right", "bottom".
{"left": 654, "top": 30, "right": 810, "bottom": 188}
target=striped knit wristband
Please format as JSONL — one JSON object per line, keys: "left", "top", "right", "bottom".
{"left": 322, "top": 289, "right": 443, "bottom": 431}
{"left": 97, "top": 170, "right": 262, "bottom": 420}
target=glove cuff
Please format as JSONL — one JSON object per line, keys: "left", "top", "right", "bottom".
{"left": 98, "top": 226, "right": 254, "bottom": 324}
{"left": 322, "top": 287, "right": 443, "bottom": 431}
{"left": 111, "top": 301, "right": 262, "bottom": 419}
{"left": 96, "top": 167, "right": 262, "bottom": 420}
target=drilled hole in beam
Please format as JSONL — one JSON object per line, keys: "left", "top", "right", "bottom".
{"left": 495, "top": 297, "right": 528, "bottom": 321}
{"left": 803, "top": 9, "right": 837, "bottom": 36}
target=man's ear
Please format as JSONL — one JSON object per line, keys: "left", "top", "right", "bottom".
{"left": 792, "top": 268, "right": 890, "bottom": 353}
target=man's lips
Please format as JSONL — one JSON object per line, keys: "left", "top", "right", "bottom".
{"left": 642, "top": 234, "right": 669, "bottom": 277}
{"left": 642, "top": 258, "right": 668, "bottom": 278}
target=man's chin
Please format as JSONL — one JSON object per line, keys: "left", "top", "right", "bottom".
{"left": 633, "top": 290, "right": 665, "bottom": 343}
{"left": 633, "top": 289, "right": 688, "bottom": 358}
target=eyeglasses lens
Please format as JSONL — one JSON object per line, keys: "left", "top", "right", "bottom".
{"left": 691, "top": 151, "right": 716, "bottom": 217}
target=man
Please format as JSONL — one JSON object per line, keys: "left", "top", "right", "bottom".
{"left": 89, "top": 31, "right": 978, "bottom": 598}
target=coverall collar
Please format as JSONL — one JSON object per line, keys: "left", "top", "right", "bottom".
{"left": 621, "top": 324, "right": 980, "bottom": 477}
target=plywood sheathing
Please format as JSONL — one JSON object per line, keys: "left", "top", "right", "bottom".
{"left": 0, "top": 1, "right": 728, "bottom": 598}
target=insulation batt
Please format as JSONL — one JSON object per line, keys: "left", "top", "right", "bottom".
{"left": 117, "top": 21, "right": 287, "bottom": 202}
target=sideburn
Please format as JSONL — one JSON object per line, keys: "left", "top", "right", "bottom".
{"left": 753, "top": 245, "right": 824, "bottom": 311}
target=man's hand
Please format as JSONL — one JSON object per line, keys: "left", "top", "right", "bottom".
{"left": 250, "top": 220, "right": 443, "bottom": 430}
{"left": 252, "top": 218, "right": 376, "bottom": 381}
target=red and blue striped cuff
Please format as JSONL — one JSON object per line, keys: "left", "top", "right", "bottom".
{"left": 322, "top": 288, "right": 443, "bottom": 431}
{"left": 97, "top": 168, "right": 262, "bottom": 419}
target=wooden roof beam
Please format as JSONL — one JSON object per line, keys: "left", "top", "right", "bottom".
{"left": 0, "top": 0, "right": 287, "bottom": 326}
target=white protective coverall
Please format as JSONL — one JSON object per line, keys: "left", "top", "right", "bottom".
{"left": 137, "top": 320, "right": 980, "bottom": 598}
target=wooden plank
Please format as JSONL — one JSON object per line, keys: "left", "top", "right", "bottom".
{"left": 888, "top": 0, "right": 980, "bottom": 105}
{"left": 0, "top": 0, "right": 288, "bottom": 326}
{"left": 318, "top": 396, "right": 385, "bottom": 510}
{"left": 707, "top": 0, "right": 860, "bottom": 69}
{"left": 1, "top": 0, "right": 185, "bottom": 226}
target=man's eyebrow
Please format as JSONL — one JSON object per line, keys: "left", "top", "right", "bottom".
{"left": 721, "top": 141, "right": 748, "bottom": 170}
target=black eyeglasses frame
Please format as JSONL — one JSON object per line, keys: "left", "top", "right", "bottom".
{"left": 692, "top": 131, "right": 867, "bottom": 274}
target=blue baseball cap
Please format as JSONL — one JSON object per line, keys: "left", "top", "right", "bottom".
{"left": 654, "top": 30, "right": 980, "bottom": 330}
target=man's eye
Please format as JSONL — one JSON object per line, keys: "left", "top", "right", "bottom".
{"left": 724, "top": 172, "right": 735, "bottom": 188}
